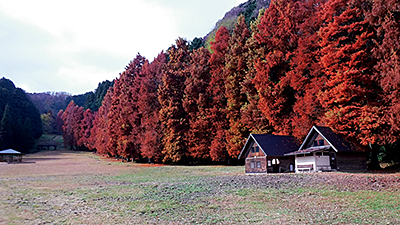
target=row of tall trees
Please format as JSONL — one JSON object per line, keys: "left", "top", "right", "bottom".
{"left": 61, "top": 0, "right": 400, "bottom": 164}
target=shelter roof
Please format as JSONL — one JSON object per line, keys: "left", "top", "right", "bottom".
{"left": 0, "top": 149, "right": 22, "bottom": 154}
{"left": 284, "top": 145, "right": 330, "bottom": 156}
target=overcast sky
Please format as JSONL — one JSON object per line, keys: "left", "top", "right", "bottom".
{"left": 0, "top": 0, "right": 247, "bottom": 95}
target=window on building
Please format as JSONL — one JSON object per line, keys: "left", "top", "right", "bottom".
{"left": 250, "top": 161, "right": 255, "bottom": 169}
{"left": 319, "top": 139, "right": 324, "bottom": 146}
{"left": 255, "top": 146, "right": 259, "bottom": 153}
{"left": 314, "top": 140, "right": 318, "bottom": 146}
{"left": 267, "top": 160, "right": 272, "bottom": 166}
{"left": 251, "top": 147, "right": 255, "bottom": 153}
{"left": 272, "top": 158, "right": 280, "bottom": 165}
{"left": 256, "top": 161, "right": 261, "bottom": 168}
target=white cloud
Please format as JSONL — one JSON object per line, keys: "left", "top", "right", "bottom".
{"left": 0, "top": 0, "right": 177, "bottom": 58}
{"left": 0, "top": 0, "right": 246, "bottom": 94}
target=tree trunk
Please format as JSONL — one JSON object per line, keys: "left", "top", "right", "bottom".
{"left": 369, "top": 144, "right": 381, "bottom": 170}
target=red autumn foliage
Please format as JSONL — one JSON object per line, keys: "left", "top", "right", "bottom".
{"left": 158, "top": 38, "right": 190, "bottom": 163}
{"left": 368, "top": 0, "right": 400, "bottom": 144}
{"left": 317, "top": 0, "right": 380, "bottom": 145}
{"left": 89, "top": 88, "right": 113, "bottom": 155}
{"left": 208, "top": 26, "right": 230, "bottom": 162}
{"left": 61, "top": 101, "right": 84, "bottom": 149}
{"left": 55, "top": 109, "right": 64, "bottom": 134}
{"left": 254, "top": 0, "right": 299, "bottom": 135}
{"left": 77, "top": 108, "right": 94, "bottom": 148}
{"left": 224, "top": 15, "right": 251, "bottom": 159}
{"left": 107, "top": 54, "right": 146, "bottom": 159}
{"left": 183, "top": 47, "right": 212, "bottom": 160}
{"left": 137, "top": 52, "right": 166, "bottom": 163}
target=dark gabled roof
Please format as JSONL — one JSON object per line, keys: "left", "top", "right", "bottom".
{"left": 298, "top": 126, "right": 368, "bottom": 153}
{"left": 238, "top": 134, "right": 299, "bottom": 159}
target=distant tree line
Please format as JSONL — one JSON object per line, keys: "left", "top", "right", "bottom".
{"left": 0, "top": 78, "right": 42, "bottom": 152}
{"left": 29, "top": 81, "right": 113, "bottom": 135}
{"left": 60, "top": 0, "right": 400, "bottom": 166}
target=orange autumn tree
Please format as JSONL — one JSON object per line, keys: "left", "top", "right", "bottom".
{"left": 107, "top": 54, "right": 146, "bottom": 159}
{"left": 368, "top": 0, "right": 400, "bottom": 144}
{"left": 253, "top": 0, "right": 299, "bottom": 135}
{"left": 207, "top": 26, "right": 230, "bottom": 162}
{"left": 89, "top": 88, "right": 113, "bottom": 155}
{"left": 158, "top": 38, "right": 190, "bottom": 164}
{"left": 77, "top": 108, "right": 94, "bottom": 149}
{"left": 62, "top": 101, "right": 83, "bottom": 150}
{"left": 183, "top": 47, "right": 212, "bottom": 161}
{"left": 224, "top": 15, "right": 251, "bottom": 159}
{"left": 317, "top": 0, "right": 381, "bottom": 143}
{"left": 288, "top": 0, "right": 327, "bottom": 139}
{"left": 128, "top": 55, "right": 149, "bottom": 161}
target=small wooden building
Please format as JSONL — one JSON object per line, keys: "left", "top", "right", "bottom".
{"left": 0, "top": 149, "right": 23, "bottom": 163}
{"left": 238, "top": 134, "right": 299, "bottom": 174}
{"left": 285, "top": 126, "right": 369, "bottom": 172}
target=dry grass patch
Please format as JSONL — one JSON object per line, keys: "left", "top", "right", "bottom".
{"left": 0, "top": 150, "right": 399, "bottom": 224}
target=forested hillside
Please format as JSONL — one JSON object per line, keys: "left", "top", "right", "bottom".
{"left": 203, "top": 0, "right": 271, "bottom": 49}
{"left": 29, "top": 80, "right": 113, "bottom": 135}
{"left": 0, "top": 78, "right": 42, "bottom": 152}
{"left": 60, "top": 0, "right": 399, "bottom": 165}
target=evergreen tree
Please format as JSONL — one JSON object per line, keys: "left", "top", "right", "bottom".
{"left": 13, "top": 118, "right": 35, "bottom": 152}
{"left": 0, "top": 104, "right": 14, "bottom": 149}
{"left": 83, "top": 80, "right": 114, "bottom": 111}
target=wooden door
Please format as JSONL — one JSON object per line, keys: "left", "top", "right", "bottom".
{"left": 329, "top": 152, "right": 337, "bottom": 170}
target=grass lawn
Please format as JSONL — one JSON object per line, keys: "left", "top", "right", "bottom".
{"left": 0, "top": 150, "right": 399, "bottom": 224}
